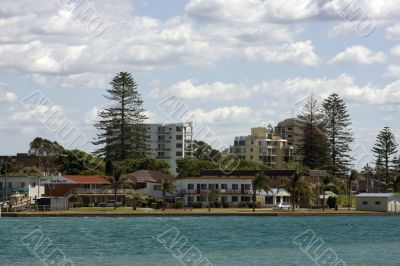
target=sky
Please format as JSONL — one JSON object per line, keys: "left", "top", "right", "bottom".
{"left": 1, "top": 0, "right": 400, "bottom": 169}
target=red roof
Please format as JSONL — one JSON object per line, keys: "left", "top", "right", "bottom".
{"left": 64, "top": 175, "right": 110, "bottom": 184}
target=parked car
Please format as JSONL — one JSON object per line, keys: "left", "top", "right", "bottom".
{"left": 273, "top": 202, "right": 291, "bottom": 211}
{"left": 99, "top": 200, "right": 122, "bottom": 207}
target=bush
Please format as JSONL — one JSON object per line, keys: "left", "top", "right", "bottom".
{"left": 174, "top": 201, "right": 184, "bottom": 209}
{"left": 238, "top": 201, "right": 248, "bottom": 208}
{"left": 213, "top": 201, "right": 221, "bottom": 208}
{"left": 191, "top": 202, "right": 203, "bottom": 208}
{"left": 247, "top": 202, "right": 261, "bottom": 208}
{"left": 222, "top": 202, "right": 230, "bottom": 208}
{"left": 327, "top": 197, "right": 337, "bottom": 209}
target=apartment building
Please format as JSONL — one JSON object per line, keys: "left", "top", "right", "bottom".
{"left": 145, "top": 122, "right": 193, "bottom": 175}
{"left": 274, "top": 118, "right": 307, "bottom": 161}
{"left": 230, "top": 127, "right": 293, "bottom": 169}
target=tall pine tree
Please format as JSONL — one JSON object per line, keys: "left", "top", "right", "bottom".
{"left": 94, "top": 72, "right": 148, "bottom": 161}
{"left": 372, "top": 127, "right": 398, "bottom": 188}
{"left": 321, "top": 93, "right": 353, "bottom": 176}
{"left": 297, "top": 95, "right": 329, "bottom": 169}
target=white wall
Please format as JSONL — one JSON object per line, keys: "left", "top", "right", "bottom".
{"left": 356, "top": 197, "right": 389, "bottom": 212}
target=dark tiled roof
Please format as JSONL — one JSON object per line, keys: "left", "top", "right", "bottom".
{"left": 124, "top": 170, "right": 173, "bottom": 183}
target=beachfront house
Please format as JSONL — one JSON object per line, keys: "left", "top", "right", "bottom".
{"left": 356, "top": 193, "right": 400, "bottom": 212}
{"left": 44, "top": 175, "right": 132, "bottom": 206}
{"left": 123, "top": 170, "right": 174, "bottom": 200}
{"left": 0, "top": 176, "right": 47, "bottom": 203}
{"left": 175, "top": 176, "right": 253, "bottom": 207}
{"left": 257, "top": 188, "right": 291, "bottom": 207}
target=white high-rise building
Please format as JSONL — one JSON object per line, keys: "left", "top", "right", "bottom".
{"left": 145, "top": 122, "right": 193, "bottom": 175}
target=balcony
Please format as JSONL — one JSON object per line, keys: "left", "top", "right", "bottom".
{"left": 179, "top": 189, "right": 252, "bottom": 195}
{"left": 69, "top": 188, "right": 135, "bottom": 195}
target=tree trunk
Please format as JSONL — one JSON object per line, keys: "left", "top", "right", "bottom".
{"left": 114, "top": 187, "right": 117, "bottom": 210}
{"left": 292, "top": 181, "right": 295, "bottom": 211}
{"left": 252, "top": 190, "right": 256, "bottom": 212}
{"left": 322, "top": 187, "right": 325, "bottom": 211}
{"left": 162, "top": 190, "right": 166, "bottom": 211}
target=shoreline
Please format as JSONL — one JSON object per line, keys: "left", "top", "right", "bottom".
{"left": 2, "top": 209, "right": 398, "bottom": 217}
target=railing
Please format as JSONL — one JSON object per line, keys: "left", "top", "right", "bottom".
{"left": 180, "top": 189, "right": 252, "bottom": 195}
{"left": 69, "top": 188, "right": 135, "bottom": 195}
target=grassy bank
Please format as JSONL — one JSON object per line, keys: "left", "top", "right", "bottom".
{"left": 2, "top": 207, "right": 394, "bottom": 217}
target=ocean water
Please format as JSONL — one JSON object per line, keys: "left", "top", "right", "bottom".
{"left": 0, "top": 216, "right": 399, "bottom": 266}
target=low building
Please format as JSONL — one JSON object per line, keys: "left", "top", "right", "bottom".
{"left": 356, "top": 193, "right": 400, "bottom": 212}
{"left": 0, "top": 176, "right": 46, "bottom": 203}
{"left": 44, "top": 175, "right": 131, "bottom": 206}
{"left": 123, "top": 170, "right": 174, "bottom": 200}
{"left": 175, "top": 176, "right": 253, "bottom": 207}
{"left": 257, "top": 188, "right": 291, "bottom": 207}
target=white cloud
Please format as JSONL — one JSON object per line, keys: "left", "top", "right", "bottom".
{"left": 328, "top": 45, "right": 385, "bottom": 65}
{"left": 84, "top": 106, "right": 99, "bottom": 124}
{"left": 149, "top": 80, "right": 252, "bottom": 101}
{"left": 390, "top": 44, "right": 400, "bottom": 56}
{"left": 244, "top": 41, "right": 319, "bottom": 66}
{"left": 386, "top": 24, "right": 400, "bottom": 41}
{"left": 183, "top": 106, "right": 254, "bottom": 125}
{"left": 0, "top": 86, "right": 17, "bottom": 103}
{"left": 384, "top": 64, "right": 400, "bottom": 78}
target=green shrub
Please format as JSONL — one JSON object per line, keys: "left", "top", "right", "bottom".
{"left": 222, "top": 202, "right": 230, "bottom": 208}
{"left": 71, "top": 202, "right": 84, "bottom": 208}
{"left": 174, "top": 201, "right": 184, "bottom": 209}
{"left": 192, "top": 202, "right": 203, "bottom": 208}
{"left": 239, "top": 201, "right": 248, "bottom": 208}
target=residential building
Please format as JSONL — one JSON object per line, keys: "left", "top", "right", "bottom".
{"left": 275, "top": 118, "right": 307, "bottom": 161}
{"left": 230, "top": 127, "right": 294, "bottom": 168}
{"left": 257, "top": 188, "right": 291, "bottom": 207}
{"left": 175, "top": 176, "right": 254, "bottom": 207}
{"left": 175, "top": 169, "right": 296, "bottom": 207}
{"left": 44, "top": 175, "right": 131, "bottom": 206}
{"left": 0, "top": 176, "right": 46, "bottom": 202}
{"left": 356, "top": 193, "right": 400, "bottom": 212}
{"left": 123, "top": 170, "right": 174, "bottom": 200}
{"left": 145, "top": 122, "right": 193, "bottom": 176}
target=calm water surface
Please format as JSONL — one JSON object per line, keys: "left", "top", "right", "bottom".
{"left": 0, "top": 216, "right": 399, "bottom": 265}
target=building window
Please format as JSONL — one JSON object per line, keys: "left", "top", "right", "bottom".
{"left": 208, "top": 184, "right": 216, "bottom": 190}
{"left": 362, "top": 201, "right": 368, "bottom": 205}
{"left": 154, "top": 185, "right": 161, "bottom": 191}
{"left": 250, "top": 148, "right": 253, "bottom": 152}
{"left": 8, "top": 182, "right": 12, "bottom": 188}
{"left": 375, "top": 201, "right": 381, "bottom": 205}
{"left": 265, "top": 196, "right": 273, "bottom": 204}
{"left": 244, "top": 184, "right": 251, "bottom": 190}
{"left": 221, "top": 184, "right": 228, "bottom": 189}
{"left": 188, "top": 184, "right": 194, "bottom": 190}
{"left": 241, "top": 196, "right": 251, "bottom": 202}
{"left": 20, "top": 182, "right": 25, "bottom": 188}
{"left": 176, "top": 135, "right": 183, "bottom": 140}
{"left": 0, "top": 182, "right": 2, "bottom": 189}
{"left": 176, "top": 143, "right": 183, "bottom": 148}
{"left": 287, "top": 135, "right": 293, "bottom": 138}
{"left": 200, "top": 184, "right": 207, "bottom": 190}
{"left": 188, "top": 196, "right": 194, "bottom": 204}
{"left": 250, "top": 155, "right": 253, "bottom": 159}
{"left": 232, "top": 184, "right": 239, "bottom": 190}
{"left": 176, "top": 126, "right": 182, "bottom": 132}
{"left": 221, "top": 196, "right": 227, "bottom": 203}
{"left": 287, "top": 127, "right": 292, "bottom": 130}
{"left": 232, "top": 196, "right": 239, "bottom": 202}
{"left": 176, "top": 151, "right": 183, "bottom": 156}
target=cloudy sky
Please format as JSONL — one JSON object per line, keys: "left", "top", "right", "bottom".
{"left": 1, "top": 0, "right": 400, "bottom": 169}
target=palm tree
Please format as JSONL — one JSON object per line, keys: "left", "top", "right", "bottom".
{"left": 287, "top": 163, "right": 308, "bottom": 211}
{"left": 161, "top": 179, "right": 175, "bottom": 211}
{"left": 348, "top": 170, "right": 360, "bottom": 210}
{"left": 252, "top": 172, "right": 270, "bottom": 212}
{"left": 107, "top": 168, "right": 132, "bottom": 210}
